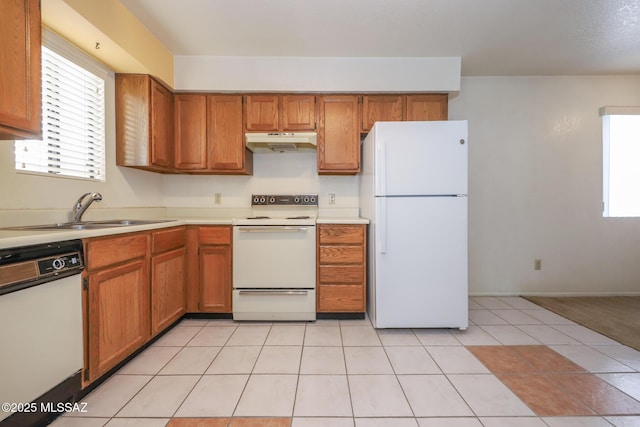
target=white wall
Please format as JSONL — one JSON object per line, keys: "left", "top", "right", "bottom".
{"left": 174, "top": 56, "right": 461, "bottom": 92}
{"left": 161, "top": 152, "right": 360, "bottom": 212}
{"left": 450, "top": 76, "right": 640, "bottom": 296}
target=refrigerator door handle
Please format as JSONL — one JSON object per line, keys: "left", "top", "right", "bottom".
{"left": 377, "top": 197, "right": 387, "bottom": 254}
{"left": 376, "top": 138, "right": 386, "bottom": 195}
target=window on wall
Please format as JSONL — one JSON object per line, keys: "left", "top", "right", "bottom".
{"left": 15, "top": 29, "right": 106, "bottom": 181}
{"left": 601, "top": 106, "right": 640, "bottom": 217}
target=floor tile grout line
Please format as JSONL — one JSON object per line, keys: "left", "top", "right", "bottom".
{"left": 289, "top": 323, "right": 308, "bottom": 419}
{"left": 60, "top": 298, "right": 640, "bottom": 425}
{"left": 230, "top": 323, "right": 273, "bottom": 419}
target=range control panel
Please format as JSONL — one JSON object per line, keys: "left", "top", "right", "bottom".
{"left": 251, "top": 194, "right": 318, "bottom": 206}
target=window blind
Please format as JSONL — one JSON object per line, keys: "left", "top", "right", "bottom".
{"left": 15, "top": 30, "right": 106, "bottom": 181}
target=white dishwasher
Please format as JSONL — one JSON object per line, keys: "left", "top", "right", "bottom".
{"left": 0, "top": 240, "right": 84, "bottom": 424}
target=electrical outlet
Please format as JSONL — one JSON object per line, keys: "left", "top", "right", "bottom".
{"left": 534, "top": 259, "right": 542, "bottom": 270}
{"left": 329, "top": 193, "right": 336, "bottom": 205}
{"left": 214, "top": 193, "right": 221, "bottom": 204}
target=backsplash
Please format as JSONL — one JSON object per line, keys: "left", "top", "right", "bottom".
{"left": 161, "top": 152, "right": 360, "bottom": 210}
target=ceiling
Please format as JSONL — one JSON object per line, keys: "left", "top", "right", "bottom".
{"left": 119, "top": 0, "right": 640, "bottom": 76}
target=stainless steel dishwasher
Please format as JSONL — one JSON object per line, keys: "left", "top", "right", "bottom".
{"left": 0, "top": 240, "right": 84, "bottom": 425}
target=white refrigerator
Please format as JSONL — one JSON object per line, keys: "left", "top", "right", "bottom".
{"left": 360, "top": 121, "right": 468, "bottom": 329}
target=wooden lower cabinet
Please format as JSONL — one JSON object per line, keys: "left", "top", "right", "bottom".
{"left": 150, "top": 227, "right": 186, "bottom": 335}
{"left": 185, "top": 225, "right": 233, "bottom": 313}
{"left": 200, "top": 245, "right": 232, "bottom": 312}
{"left": 83, "top": 228, "right": 187, "bottom": 385}
{"left": 83, "top": 233, "right": 150, "bottom": 384}
{"left": 317, "top": 224, "right": 366, "bottom": 313}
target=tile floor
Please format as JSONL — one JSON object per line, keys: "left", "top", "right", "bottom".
{"left": 50, "top": 296, "right": 640, "bottom": 427}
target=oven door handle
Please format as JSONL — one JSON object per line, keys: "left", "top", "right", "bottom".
{"left": 238, "top": 290, "right": 309, "bottom": 296}
{"left": 236, "top": 226, "right": 309, "bottom": 232}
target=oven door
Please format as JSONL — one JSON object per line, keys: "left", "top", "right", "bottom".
{"left": 232, "top": 225, "right": 316, "bottom": 289}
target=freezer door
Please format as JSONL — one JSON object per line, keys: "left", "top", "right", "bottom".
{"left": 373, "top": 196, "right": 468, "bottom": 329}
{"left": 374, "top": 121, "right": 468, "bottom": 196}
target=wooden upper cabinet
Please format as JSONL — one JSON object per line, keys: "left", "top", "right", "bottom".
{"left": 361, "top": 95, "right": 404, "bottom": 132}
{"left": 0, "top": 0, "right": 41, "bottom": 140}
{"left": 245, "top": 95, "right": 315, "bottom": 131}
{"left": 175, "top": 94, "right": 252, "bottom": 174}
{"left": 174, "top": 94, "right": 207, "bottom": 170}
{"left": 316, "top": 95, "right": 360, "bottom": 175}
{"left": 245, "top": 95, "right": 279, "bottom": 131}
{"left": 116, "top": 74, "right": 174, "bottom": 172}
{"left": 361, "top": 94, "right": 448, "bottom": 132}
{"left": 207, "top": 95, "right": 252, "bottom": 173}
{"left": 149, "top": 80, "right": 173, "bottom": 168}
{"left": 281, "top": 95, "right": 315, "bottom": 130}
{"left": 406, "top": 94, "right": 448, "bottom": 121}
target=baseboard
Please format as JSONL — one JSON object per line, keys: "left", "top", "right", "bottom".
{"left": 184, "top": 312, "right": 233, "bottom": 319}
{"left": 0, "top": 372, "right": 81, "bottom": 427}
{"left": 317, "top": 312, "right": 365, "bottom": 320}
{"left": 469, "top": 292, "right": 640, "bottom": 297}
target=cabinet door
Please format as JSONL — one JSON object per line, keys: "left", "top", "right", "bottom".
{"left": 175, "top": 94, "right": 207, "bottom": 169}
{"left": 86, "top": 259, "right": 150, "bottom": 382}
{"left": 406, "top": 94, "right": 448, "bottom": 121}
{"left": 150, "top": 80, "right": 173, "bottom": 168}
{"left": 207, "top": 95, "right": 249, "bottom": 172}
{"left": 317, "top": 95, "right": 360, "bottom": 174}
{"left": 0, "top": 0, "right": 41, "bottom": 140}
{"left": 245, "top": 95, "right": 279, "bottom": 131}
{"left": 116, "top": 74, "right": 149, "bottom": 167}
{"left": 200, "top": 245, "right": 232, "bottom": 312}
{"left": 361, "top": 95, "right": 404, "bottom": 132}
{"left": 151, "top": 247, "right": 186, "bottom": 335}
{"left": 281, "top": 95, "right": 315, "bottom": 130}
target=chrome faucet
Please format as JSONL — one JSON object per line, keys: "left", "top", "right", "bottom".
{"left": 72, "top": 192, "right": 102, "bottom": 223}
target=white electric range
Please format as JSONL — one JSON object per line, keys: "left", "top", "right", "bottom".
{"left": 232, "top": 194, "right": 318, "bottom": 321}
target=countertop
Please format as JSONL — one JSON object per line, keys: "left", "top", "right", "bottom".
{"left": 0, "top": 216, "right": 369, "bottom": 249}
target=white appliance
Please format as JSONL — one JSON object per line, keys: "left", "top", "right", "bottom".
{"left": 245, "top": 132, "right": 317, "bottom": 153}
{"left": 232, "top": 194, "right": 318, "bottom": 321}
{"left": 0, "top": 240, "right": 84, "bottom": 423}
{"left": 360, "top": 121, "right": 469, "bottom": 329}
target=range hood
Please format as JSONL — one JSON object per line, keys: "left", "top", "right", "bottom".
{"left": 245, "top": 132, "right": 317, "bottom": 153}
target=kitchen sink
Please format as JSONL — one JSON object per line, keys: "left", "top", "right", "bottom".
{"left": 1, "top": 219, "right": 176, "bottom": 231}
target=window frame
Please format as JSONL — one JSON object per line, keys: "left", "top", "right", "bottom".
{"left": 600, "top": 106, "right": 640, "bottom": 218}
{"left": 15, "top": 28, "right": 108, "bottom": 182}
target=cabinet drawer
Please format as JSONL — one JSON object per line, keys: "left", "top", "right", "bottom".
{"left": 319, "top": 225, "right": 364, "bottom": 244}
{"left": 318, "top": 285, "right": 364, "bottom": 312}
{"left": 319, "top": 265, "right": 364, "bottom": 285}
{"left": 199, "top": 226, "right": 231, "bottom": 245}
{"left": 319, "top": 246, "right": 363, "bottom": 265}
{"left": 85, "top": 234, "right": 148, "bottom": 271}
{"left": 151, "top": 227, "right": 186, "bottom": 254}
